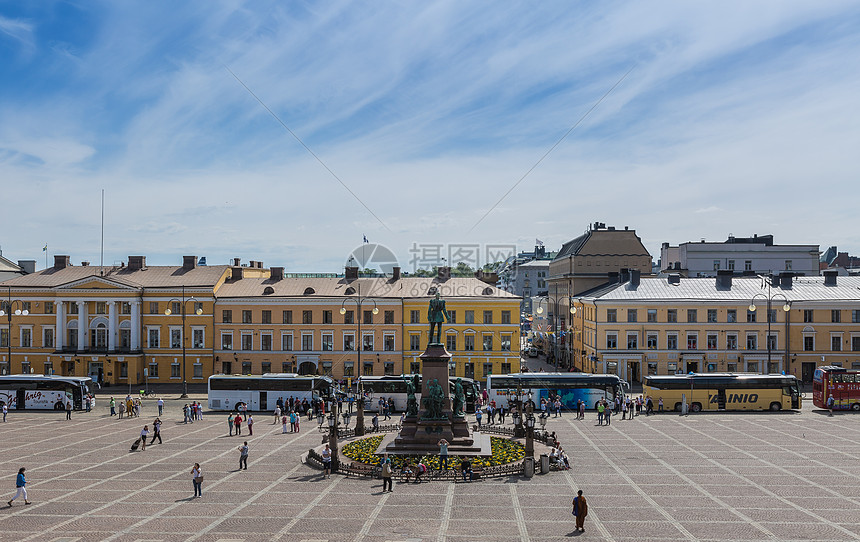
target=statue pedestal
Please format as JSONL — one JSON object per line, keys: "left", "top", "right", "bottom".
{"left": 384, "top": 344, "right": 486, "bottom": 456}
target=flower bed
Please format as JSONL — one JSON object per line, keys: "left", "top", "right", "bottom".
{"left": 341, "top": 435, "right": 525, "bottom": 469}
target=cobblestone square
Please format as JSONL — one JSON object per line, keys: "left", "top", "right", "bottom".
{"left": 0, "top": 396, "right": 857, "bottom": 541}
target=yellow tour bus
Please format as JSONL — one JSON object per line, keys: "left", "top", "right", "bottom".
{"left": 643, "top": 373, "right": 801, "bottom": 412}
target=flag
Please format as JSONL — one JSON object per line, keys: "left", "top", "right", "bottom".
{"left": 42, "top": 244, "right": 47, "bottom": 252}
{"left": 536, "top": 238, "right": 544, "bottom": 246}
{"left": 363, "top": 235, "right": 368, "bottom": 243}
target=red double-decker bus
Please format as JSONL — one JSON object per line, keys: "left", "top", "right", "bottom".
{"left": 813, "top": 366, "right": 860, "bottom": 411}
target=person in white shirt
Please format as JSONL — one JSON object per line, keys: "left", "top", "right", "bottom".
{"left": 2, "top": 404, "right": 7, "bottom": 422}
{"left": 191, "top": 463, "right": 202, "bottom": 497}
{"left": 157, "top": 398, "right": 164, "bottom": 416}
{"left": 140, "top": 426, "right": 149, "bottom": 451}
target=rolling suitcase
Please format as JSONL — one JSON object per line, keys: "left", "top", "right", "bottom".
{"left": 130, "top": 438, "right": 142, "bottom": 452}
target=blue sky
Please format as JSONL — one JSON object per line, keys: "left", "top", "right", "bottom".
{"left": 2, "top": 1, "right": 859, "bottom": 272}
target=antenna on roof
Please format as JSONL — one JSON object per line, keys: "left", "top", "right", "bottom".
{"left": 100, "top": 189, "right": 105, "bottom": 276}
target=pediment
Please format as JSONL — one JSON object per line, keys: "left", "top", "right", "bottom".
{"left": 54, "top": 276, "right": 140, "bottom": 291}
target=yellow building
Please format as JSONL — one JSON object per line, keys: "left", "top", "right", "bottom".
{"left": 569, "top": 270, "right": 860, "bottom": 385}
{"left": 0, "top": 258, "right": 521, "bottom": 385}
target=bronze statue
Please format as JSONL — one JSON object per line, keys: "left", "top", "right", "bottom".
{"left": 421, "top": 378, "right": 446, "bottom": 420}
{"left": 427, "top": 292, "right": 450, "bottom": 346}
{"left": 403, "top": 374, "right": 419, "bottom": 418}
{"left": 452, "top": 378, "right": 465, "bottom": 418}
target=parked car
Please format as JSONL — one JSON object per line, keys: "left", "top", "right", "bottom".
{"left": 527, "top": 347, "right": 538, "bottom": 358}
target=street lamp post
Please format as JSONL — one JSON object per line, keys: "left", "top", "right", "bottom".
{"left": 525, "top": 410, "right": 536, "bottom": 459}
{"left": 340, "top": 283, "right": 378, "bottom": 436}
{"left": 164, "top": 285, "right": 203, "bottom": 398}
{"left": 535, "top": 294, "right": 575, "bottom": 371}
{"left": 0, "top": 287, "right": 29, "bottom": 376}
{"left": 328, "top": 395, "right": 340, "bottom": 472}
{"left": 748, "top": 276, "right": 791, "bottom": 375}
{"left": 512, "top": 381, "right": 524, "bottom": 437}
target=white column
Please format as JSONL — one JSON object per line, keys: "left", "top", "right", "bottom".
{"left": 55, "top": 301, "right": 65, "bottom": 350}
{"left": 131, "top": 301, "right": 141, "bottom": 351}
{"left": 108, "top": 301, "right": 117, "bottom": 352}
{"left": 77, "top": 301, "right": 87, "bottom": 352}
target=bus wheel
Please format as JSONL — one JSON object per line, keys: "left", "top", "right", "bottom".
{"left": 769, "top": 402, "right": 782, "bottom": 411}
{"left": 851, "top": 403, "right": 860, "bottom": 412}
{"left": 691, "top": 403, "right": 702, "bottom": 413}
{"left": 674, "top": 402, "right": 682, "bottom": 412}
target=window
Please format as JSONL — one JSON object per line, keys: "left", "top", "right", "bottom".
{"left": 667, "top": 309, "right": 677, "bottom": 323}
{"left": 744, "top": 260, "right": 752, "bottom": 271}
{"left": 68, "top": 302, "right": 78, "bottom": 315}
{"left": 483, "top": 335, "right": 493, "bottom": 351}
{"left": 44, "top": 302, "right": 54, "bottom": 314}
{"left": 344, "top": 310, "right": 354, "bottom": 324}
{"left": 410, "top": 361, "right": 420, "bottom": 374}
{"left": 627, "top": 334, "right": 638, "bottom": 350}
{"left": 262, "top": 310, "right": 272, "bottom": 324}
{"left": 222, "top": 310, "right": 232, "bottom": 323}
{"left": 148, "top": 328, "right": 160, "bottom": 348}
{"left": 193, "top": 363, "right": 203, "bottom": 379}
{"left": 607, "top": 309, "right": 617, "bottom": 323}
{"left": 449, "top": 311, "right": 456, "bottom": 323}
{"left": 747, "top": 310, "right": 756, "bottom": 323}
{"left": 483, "top": 311, "right": 493, "bottom": 324}
{"left": 222, "top": 333, "right": 233, "bottom": 350}
{"left": 747, "top": 361, "right": 758, "bottom": 373}
{"left": 302, "top": 334, "right": 313, "bottom": 351}
{"left": 501, "top": 334, "right": 511, "bottom": 351}
{"left": 687, "top": 309, "right": 697, "bottom": 323}
{"left": 384, "top": 362, "right": 395, "bottom": 376}
{"left": 242, "top": 361, "right": 251, "bottom": 374}
{"left": 343, "top": 334, "right": 354, "bottom": 351}
{"left": 483, "top": 362, "right": 493, "bottom": 377}
{"left": 446, "top": 334, "right": 456, "bottom": 351}
{"left": 465, "top": 311, "right": 474, "bottom": 324}
{"left": 707, "top": 309, "right": 717, "bottom": 323}
{"left": 193, "top": 329, "right": 204, "bottom": 349}
{"left": 767, "top": 309, "right": 776, "bottom": 323}
{"left": 832, "top": 310, "right": 841, "bottom": 323}
{"left": 121, "top": 302, "right": 131, "bottom": 315}
{"left": 171, "top": 329, "right": 181, "bottom": 349}
{"left": 0, "top": 329, "right": 7, "bottom": 348}
{"left": 344, "top": 362, "right": 354, "bottom": 377}
{"left": 728, "top": 260, "right": 735, "bottom": 271}
{"left": 303, "top": 310, "right": 313, "bottom": 324}
{"left": 21, "top": 328, "right": 31, "bottom": 347}
{"left": 647, "top": 309, "right": 657, "bottom": 323}
{"left": 726, "top": 334, "right": 737, "bottom": 350}
{"left": 282, "top": 310, "right": 292, "bottom": 324}
{"left": 803, "top": 336, "right": 814, "bottom": 352}
{"left": 746, "top": 334, "right": 757, "bottom": 350}
{"left": 854, "top": 310, "right": 860, "bottom": 324}
{"left": 363, "top": 310, "right": 373, "bottom": 325}
{"left": 93, "top": 301, "right": 105, "bottom": 314}
{"left": 384, "top": 310, "right": 394, "bottom": 324}
{"left": 501, "top": 362, "right": 512, "bottom": 374}
{"left": 119, "top": 362, "right": 127, "bottom": 378}
{"left": 465, "top": 335, "right": 475, "bottom": 351}
{"left": 282, "top": 334, "right": 293, "bottom": 351}
{"left": 647, "top": 333, "right": 658, "bottom": 349}
{"left": 149, "top": 302, "right": 159, "bottom": 315}
{"left": 43, "top": 328, "right": 54, "bottom": 348}
{"left": 363, "top": 334, "right": 373, "bottom": 351}
{"left": 384, "top": 334, "right": 395, "bottom": 351}
{"left": 727, "top": 309, "right": 737, "bottom": 323}
{"left": 321, "top": 334, "right": 332, "bottom": 351}
{"left": 767, "top": 334, "right": 777, "bottom": 351}
{"left": 363, "top": 362, "right": 374, "bottom": 376}
{"left": 193, "top": 302, "right": 204, "bottom": 314}
{"left": 713, "top": 260, "right": 720, "bottom": 271}
{"left": 785, "top": 260, "right": 792, "bottom": 271}
{"left": 707, "top": 334, "right": 718, "bottom": 350}
{"left": 627, "top": 309, "right": 637, "bottom": 323}
{"left": 242, "top": 333, "right": 253, "bottom": 350}
{"left": 410, "top": 310, "right": 420, "bottom": 324}
{"left": 852, "top": 336, "right": 860, "bottom": 352}
{"left": 464, "top": 362, "right": 475, "bottom": 379}
{"left": 242, "top": 310, "right": 252, "bottom": 324}
{"left": 410, "top": 335, "right": 420, "bottom": 351}
{"left": 831, "top": 335, "right": 842, "bottom": 352}
{"left": 686, "top": 334, "right": 697, "bottom": 350}
{"left": 171, "top": 301, "right": 181, "bottom": 315}
{"left": 502, "top": 311, "right": 511, "bottom": 324}
{"left": 606, "top": 334, "right": 617, "bottom": 349}
{"left": 148, "top": 362, "right": 159, "bottom": 378}
{"left": 667, "top": 334, "right": 678, "bottom": 350}
{"left": 281, "top": 362, "right": 292, "bottom": 373}
{"left": 171, "top": 363, "right": 181, "bottom": 378}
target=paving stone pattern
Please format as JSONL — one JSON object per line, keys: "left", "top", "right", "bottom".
{"left": 0, "top": 396, "right": 857, "bottom": 541}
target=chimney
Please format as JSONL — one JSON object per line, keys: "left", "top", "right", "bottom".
{"left": 607, "top": 271, "right": 619, "bottom": 283}
{"left": 232, "top": 258, "right": 241, "bottom": 267}
{"left": 630, "top": 269, "right": 640, "bottom": 287}
{"left": 716, "top": 270, "right": 733, "bottom": 289}
{"left": 17, "top": 260, "right": 35, "bottom": 274}
{"left": 183, "top": 256, "right": 197, "bottom": 270}
{"left": 668, "top": 273, "right": 681, "bottom": 285}
{"left": 345, "top": 266, "right": 359, "bottom": 280}
{"left": 231, "top": 267, "right": 244, "bottom": 280}
{"left": 270, "top": 267, "right": 284, "bottom": 281}
{"left": 823, "top": 269, "right": 838, "bottom": 286}
{"left": 81, "top": 261, "right": 90, "bottom": 267}
{"left": 620, "top": 268, "right": 630, "bottom": 283}
{"left": 54, "top": 255, "right": 71, "bottom": 269}
{"left": 257, "top": 261, "right": 264, "bottom": 269}
{"left": 779, "top": 272, "right": 793, "bottom": 289}
{"left": 248, "top": 260, "right": 256, "bottom": 269}
{"left": 392, "top": 266, "right": 401, "bottom": 280}
{"left": 128, "top": 256, "right": 146, "bottom": 270}
{"left": 771, "top": 274, "right": 781, "bottom": 288}
{"left": 437, "top": 266, "right": 451, "bottom": 281}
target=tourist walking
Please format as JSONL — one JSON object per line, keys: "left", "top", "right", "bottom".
{"left": 238, "top": 442, "right": 249, "bottom": 470}
{"left": 139, "top": 425, "right": 149, "bottom": 451}
{"left": 234, "top": 413, "right": 243, "bottom": 435}
{"left": 438, "top": 438, "right": 450, "bottom": 470}
{"left": 150, "top": 418, "right": 163, "bottom": 445}
{"left": 475, "top": 408, "right": 483, "bottom": 427}
{"left": 827, "top": 395, "right": 835, "bottom": 416}
{"left": 621, "top": 400, "right": 628, "bottom": 420}
{"left": 65, "top": 400, "right": 72, "bottom": 420}
{"left": 228, "top": 413, "right": 234, "bottom": 436}
{"left": 646, "top": 396, "right": 653, "bottom": 416}
{"left": 274, "top": 405, "right": 281, "bottom": 424}
{"left": 381, "top": 456, "right": 393, "bottom": 492}
{"left": 110, "top": 397, "right": 116, "bottom": 416}
{"left": 604, "top": 403, "right": 611, "bottom": 426}
{"left": 658, "top": 397, "right": 664, "bottom": 413}
{"left": 578, "top": 400, "right": 585, "bottom": 420}
{"left": 289, "top": 411, "right": 297, "bottom": 432}
{"left": 461, "top": 458, "right": 472, "bottom": 482}
{"left": 247, "top": 414, "right": 254, "bottom": 436}
{"left": 2, "top": 404, "right": 7, "bottom": 422}
{"left": 596, "top": 402, "right": 605, "bottom": 425}
{"left": 572, "top": 490, "right": 588, "bottom": 532}
{"left": 118, "top": 400, "right": 125, "bottom": 419}
{"left": 191, "top": 463, "right": 203, "bottom": 497}
{"left": 157, "top": 397, "right": 164, "bottom": 416}
{"left": 282, "top": 414, "right": 289, "bottom": 433}
{"left": 7, "top": 468, "right": 30, "bottom": 506}
{"left": 322, "top": 444, "right": 332, "bottom": 478}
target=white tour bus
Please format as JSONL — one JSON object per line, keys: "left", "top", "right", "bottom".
{"left": 357, "top": 375, "right": 480, "bottom": 412}
{"left": 486, "top": 372, "right": 628, "bottom": 411}
{"left": 0, "top": 375, "right": 92, "bottom": 410}
{"left": 207, "top": 373, "right": 334, "bottom": 412}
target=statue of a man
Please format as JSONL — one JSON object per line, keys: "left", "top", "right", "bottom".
{"left": 452, "top": 378, "right": 465, "bottom": 418}
{"left": 427, "top": 292, "right": 450, "bottom": 346}
{"left": 422, "top": 378, "right": 446, "bottom": 420}
{"left": 403, "top": 374, "right": 419, "bottom": 418}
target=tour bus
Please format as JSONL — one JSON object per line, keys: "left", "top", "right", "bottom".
{"left": 486, "top": 372, "right": 628, "bottom": 411}
{"left": 207, "top": 374, "right": 333, "bottom": 411}
{"left": 643, "top": 373, "right": 801, "bottom": 412}
{"left": 813, "top": 366, "right": 860, "bottom": 411}
{"left": 0, "top": 375, "right": 92, "bottom": 410}
{"left": 357, "top": 375, "right": 479, "bottom": 412}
